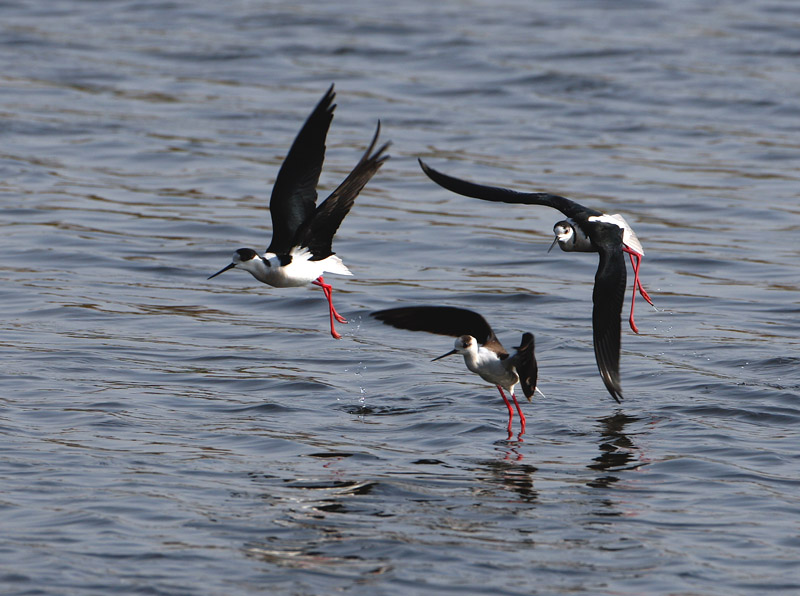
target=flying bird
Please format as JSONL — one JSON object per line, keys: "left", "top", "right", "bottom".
{"left": 549, "top": 216, "right": 653, "bottom": 333}
{"left": 209, "top": 85, "right": 390, "bottom": 339}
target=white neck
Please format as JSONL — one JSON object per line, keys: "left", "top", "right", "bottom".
{"left": 238, "top": 256, "right": 272, "bottom": 283}
{"left": 464, "top": 344, "right": 505, "bottom": 374}
{"left": 463, "top": 346, "right": 516, "bottom": 389}
{"left": 462, "top": 344, "right": 489, "bottom": 374}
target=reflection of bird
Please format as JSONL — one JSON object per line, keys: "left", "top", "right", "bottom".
{"left": 587, "top": 413, "right": 646, "bottom": 489}
{"left": 208, "top": 85, "right": 390, "bottom": 339}
{"left": 419, "top": 160, "right": 654, "bottom": 402}
{"left": 372, "top": 306, "right": 540, "bottom": 437}
{"left": 477, "top": 458, "right": 539, "bottom": 502}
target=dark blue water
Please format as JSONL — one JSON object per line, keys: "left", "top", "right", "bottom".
{"left": 1, "top": 1, "right": 799, "bottom": 594}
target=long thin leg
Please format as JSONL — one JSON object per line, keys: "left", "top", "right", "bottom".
{"left": 626, "top": 251, "right": 654, "bottom": 306}
{"left": 312, "top": 276, "right": 346, "bottom": 339}
{"left": 312, "top": 277, "right": 347, "bottom": 323}
{"left": 497, "top": 386, "right": 514, "bottom": 438}
{"left": 312, "top": 276, "right": 344, "bottom": 323}
{"left": 622, "top": 248, "right": 655, "bottom": 334}
{"left": 509, "top": 390, "right": 526, "bottom": 436}
{"left": 628, "top": 261, "right": 639, "bottom": 334}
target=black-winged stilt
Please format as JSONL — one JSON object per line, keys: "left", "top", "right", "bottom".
{"left": 549, "top": 216, "right": 653, "bottom": 333}
{"left": 372, "top": 306, "right": 540, "bottom": 437}
{"left": 209, "top": 85, "right": 390, "bottom": 339}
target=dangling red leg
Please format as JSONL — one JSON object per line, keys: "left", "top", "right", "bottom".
{"left": 628, "top": 265, "right": 640, "bottom": 334}
{"left": 622, "top": 248, "right": 655, "bottom": 334}
{"left": 311, "top": 279, "right": 340, "bottom": 339}
{"left": 509, "top": 391, "right": 526, "bottom": 436}
{"left": 312, "top": 276, "right": 347, "bottom": 323}
{"left": 312, "top": 276, "right": 347, "bottom": 339}
{"left": 312, "top": 277, "right": 346, "bottom": 323}
{"left": 497, "top": 386, "right": 515, "bottom": 439}
{"left": 626, "top": 251, "right": 654, "bottom": 307}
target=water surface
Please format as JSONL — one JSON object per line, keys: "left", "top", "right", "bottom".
{"left": 1, "top": 1, "right": 799, "bottom": 594}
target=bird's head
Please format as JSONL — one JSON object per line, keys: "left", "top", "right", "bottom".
{"left": 208, "top": 248, "right": 262, "bottom": 279}
{"left": 432, "top": 335, "right": 476, "bottom": 361}
{"left": 549, "top": 220, "right": 575, "bottom": 253}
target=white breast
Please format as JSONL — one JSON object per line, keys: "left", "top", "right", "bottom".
{"left": 259, "top": 248, "right": 353, "bottom": 288}
{"left": 464, "top": 347, "right": 518, "bottom": 391}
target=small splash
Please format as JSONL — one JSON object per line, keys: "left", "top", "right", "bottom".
{"left": 344, "top": 361, "right": 368, "bottom": 412}
{"left": 342, "top": 360, "right": 368, "bottom": 402}
{"left": 354, "top": 362, "right": 368, "bottom": 403}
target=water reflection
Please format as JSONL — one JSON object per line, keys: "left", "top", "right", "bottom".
{"left": 474, "top": 455, "right": 538, "bottom": 504}
{"left": 587, "top": 412, "right": 647, "bottom": 489}
{"left": 242, "top": 465, "right": 391, "bottom": 575}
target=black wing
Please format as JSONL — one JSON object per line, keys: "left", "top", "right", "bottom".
{"left": 418, "top": 159, "right": 602, "bottom": 220}
{"left": 512, "top": 332, "right": 538, "bottom": 401}
{"left": 266, "top": 85, "right": 336, "bottom": 255}
{"left": 372, "top": 306, "right": 506, "bottom": 355}
{"left": 590, "top": 223, "right": 627, "bottom": 403}
{"left": 296, "top": 122, "right": 390, "bottom": 260}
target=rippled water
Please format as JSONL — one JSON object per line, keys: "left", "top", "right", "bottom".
{"left": 2, "top": 1, "right": 799, "bottom": 594}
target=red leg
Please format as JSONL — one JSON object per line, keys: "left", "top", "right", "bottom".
{"left": 497, "top": 386, "right": 514, "bottom": 438}
{"left": 312, "top": 279, "right": 341, "bottom": 339}
{"left": 314, "top": 276, "right": 347, "bottom": 323}
{"left": 628, "top": 258, "right": 639, "bottom": 334}
{"left": 627, "top": 251, "right": 654, "bottom": 307}
{"left": 622, "top": 248, "right": 654, "bottom": 334}
{"left": 312, "top": 277, "right": 345, "bottom": 322}
{"left": 312, "top": 276, "right": 346, "bottom": 339}
{"left": 510, "top": 391, "right": 526, "bottom": 436}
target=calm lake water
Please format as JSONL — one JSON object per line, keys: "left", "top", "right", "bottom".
{"left": 2, "top": 1, "right": 799, "bottom": 594}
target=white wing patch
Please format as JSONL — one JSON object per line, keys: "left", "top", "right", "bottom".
{"left": 289, "top": 247, "right": 352, "bottom": 276}
{"left": 588, "top": 213, "right": 644, "bottom": 255}
{"left": 321, "top": 254, "right": 352, "bottom": 276}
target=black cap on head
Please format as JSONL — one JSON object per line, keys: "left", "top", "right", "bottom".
{"left": 235, "top": 248, "right": 258, "bottom": 260}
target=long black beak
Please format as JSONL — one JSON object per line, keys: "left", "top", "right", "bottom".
{"left": 208, "top": 263, "right": 236, "bottom": 280}
{"left": 547, "top": 236, "right": 560, "bottom": 253}
{"left": 432, "top": 349, "right": 458, "bottom": 362}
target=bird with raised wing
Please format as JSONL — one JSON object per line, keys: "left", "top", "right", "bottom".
{"left": 372, "top": 306, "right": 540, "bottom": 438}
{"left": 209, "top": 85, "right": 390, "bottom": 339}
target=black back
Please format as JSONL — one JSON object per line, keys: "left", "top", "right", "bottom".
{"left": 418, "top": 159, "right": 603, "bottom": 220}
{"left": 372, "top": 306, "right": 507, "bottom": 356}
{"left": 513, "top": 332, "right": 538, "bottom": 400}
{"left": 266, "top": 85, "right": 336, "bottom": 255}
{"left": 589, "top": 223, "right": 626, "bottom": 402}
{"left": 296, "top": 123, "right": 390, "bottom": 260}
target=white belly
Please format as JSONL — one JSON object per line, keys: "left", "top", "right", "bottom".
{"left": 256, "top": 250, "right": 352, "bottom": 288}
{"left": 464, "top": 349, "right": 519, "bottom": 392}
